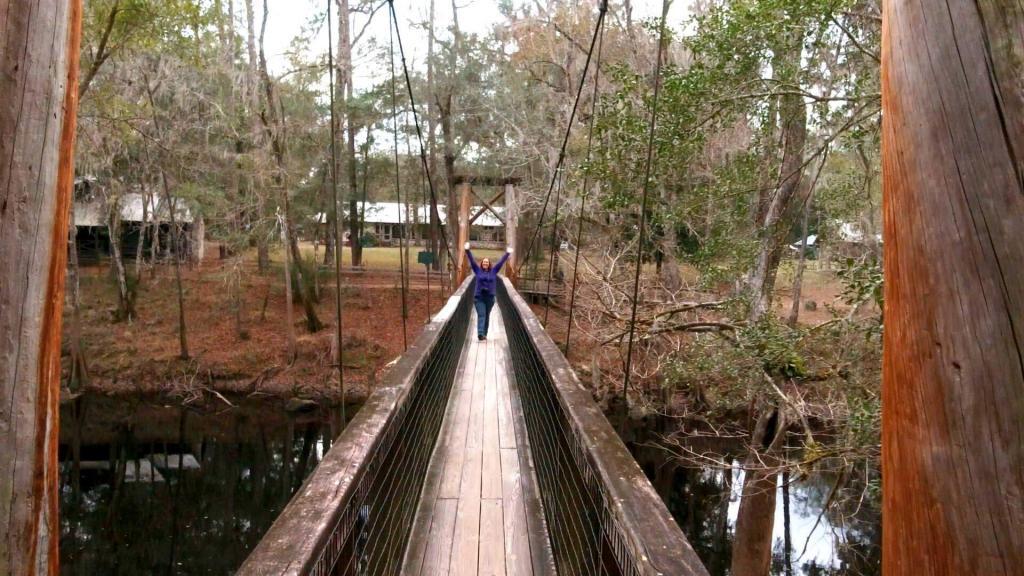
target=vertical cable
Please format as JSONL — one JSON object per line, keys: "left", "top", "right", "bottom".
{"left": 388, "top": 0, "right": 456, "bottom": 273}
{"left": 389, "top": 13, "right": 409, "bottom": 350}
{"left": 327, "top": 0, "right": 346, "bottom": 425}
{"left": 521, "top": 5, "right": 609, "bottom": 267}
{"left": 565, "top": 14, "right": 606, "bottom": 357}
{"left": 622, "top": 0, "right": 669, "bottom": 411}
{"left": 542, "top": 165, "right": 565, "bottom": 326}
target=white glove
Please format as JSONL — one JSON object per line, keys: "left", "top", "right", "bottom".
{"left": 506, "top": 247, "right": 514, "bottom": 254}
{"left": 464, "top": 242, "right": 471, "bottom": 250}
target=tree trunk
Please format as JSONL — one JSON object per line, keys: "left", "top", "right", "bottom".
{"left": 782, "top": 470, "right": 793, "bottom": 576}
{"left": 134, "top": 189, "right": 149, "bottom": 279}
{"left": 730, "top": 408, "right": 785, "bottom": 576}
{"left": 336, "top": 0, "right": 362, "bottom": 269}
{"left": 659, "top": 224, "right": 683, "bottom": 292}
{"left": 440, "top": 0, "right": 462, "bottom": 278}
{"left": 108, "top": 197, "right": 133, "bottom": 322}
{"left": 257, "top": 0, "right": 320, "bottom": 333}
{"left": 190, "top": 213, "right": 205, "bottom": 265}
{"left": 786, "top": 190, "right": 813, "bottom": 327}
{"left": 257, "top": 240, "right": 270, "bottom": 273}
{"left": 748, "top": 26, "right": 808, "bottom": 322}
{"left": 882, "top": 2, "right": 1024, "bottom": 573}
{"left": 279, "top": 215, "right": 298, "bottom": 362}
{"left": 142, "top": 84, "right": 189, "bottom": 359}
{"left": 67, "top": 202, "right": 89, "bottom": 392}
{"left": 323, "top": 219, "right": 335, "bottom": 266}
{"left": 0, "top": 1, "right": 82, "bottom": 572}
{"left": 149, "top": 189, "right": 161, "bottom": 274}
{"left": 162, "top": 189, "right": 190, "bottom": 359}
{"left": 288, "top": 226, "right": 323, "bottom": 332}
{"left": 426, "top": 0, "right": 441, "bottom": 271}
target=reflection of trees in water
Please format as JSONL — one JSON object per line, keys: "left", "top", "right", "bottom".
{"left": 58, "top": 398, "right": 338, "bottom": 574}
{"left": 630, "top": 438, "right": 880, "bottom": 576}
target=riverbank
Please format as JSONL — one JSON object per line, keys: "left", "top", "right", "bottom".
{"left": 62, "top": 256, "right": 449, "bottom": 405}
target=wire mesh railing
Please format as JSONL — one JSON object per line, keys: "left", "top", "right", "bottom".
{"left": 497, "top": 278, "right": 709, "bottom": 576}
{"left": 238, "top": 278, "right": 472, "bottom": 576}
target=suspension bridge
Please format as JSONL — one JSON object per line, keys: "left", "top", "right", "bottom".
{"left": 239, "top": 278, "right": 707, "bottom": 576}
{"left": 235, "top": 1, "right": 710, "bottom": 574}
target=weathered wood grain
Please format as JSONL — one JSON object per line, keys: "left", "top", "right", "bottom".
{"left": 501, "top": 448, "right": 533, "bottom": 576}
{"left": 0, "top": 1, "right": 81, "bottom": 573}
{"left": 882, "top": 2, "right": 1024, "bottom": 573}
{"left": 420, "top": 499, "right": 458, "bottom": 576}
{"left": 404, "top": 307, "right": 553, "bottom": 575}
{"left": 479, "top": 499, "right": 506, "bottom": 576}
{"left": 481, "top": 340, "right": 503, "bottom": 500}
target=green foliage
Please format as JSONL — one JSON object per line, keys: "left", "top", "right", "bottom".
{"left": 360, "top": 232, "right": 378, "bottom": 247}
{"left": 836, "top": 256, "right": 884, "bottom": 311}
{"left": 665, "top": 335, "right": 764, "bottom": 413}
{"left": 739, "top": 318, "right": 807, "bottom": 378}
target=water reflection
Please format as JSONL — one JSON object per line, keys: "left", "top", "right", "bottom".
{"left": 58, "top": 395, "right": 879, "bottom": 575}
{"left": 59, "top": 396, "right": 347, "bottom": 575}
{"left": 631, "top": 442, "right": 881, "bottom": 576}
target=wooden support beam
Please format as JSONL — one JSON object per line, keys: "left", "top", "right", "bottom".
{"left": 505, "top": 183, "right": 518, "bottom": 284}
{"left": 0, "top": 1, "right": 83, "bottom": 574}
{"left": 882, "top": 2, "right": 1024, "bottom": 573}
{"left": 456, "top": 182, "right": 472, "bottom": 285}
{"left": 468, "top": 187, "right": 506, "bottom": 226}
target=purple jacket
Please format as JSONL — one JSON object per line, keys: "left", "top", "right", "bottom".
{"left": 467, "top": 249, "right": 510, "bottom": 298}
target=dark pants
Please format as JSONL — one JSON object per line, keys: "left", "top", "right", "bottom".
{"left": 474, "top": 293, "right": 495, "bottom": 337}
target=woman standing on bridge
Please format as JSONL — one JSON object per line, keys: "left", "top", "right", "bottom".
{"left": 465, "top": 242, "right": 513, "bottom": 341}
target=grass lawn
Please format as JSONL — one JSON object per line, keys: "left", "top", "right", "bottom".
{"left": 276, "top": 244, "right": 506, "bottom": 272}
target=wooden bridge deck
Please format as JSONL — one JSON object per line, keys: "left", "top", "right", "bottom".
{"left": 403, "top": 307, "right": 555, "bottom": 576}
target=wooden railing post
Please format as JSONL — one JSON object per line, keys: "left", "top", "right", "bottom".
{"left": 0, "top": 1, "right": 83, "bottom": 573}
{"left": 455, "top": 181, "right": 472, "bottom": 284}
{"left": 882, "top": 2, "right": 1024, "bottom": 573}
{"left": 505, "top": 182, "right": 518, "bottom": 284}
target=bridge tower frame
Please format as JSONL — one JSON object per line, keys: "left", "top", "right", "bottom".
{"left": 453, "top": 175, "right": 522, "bottom": 285}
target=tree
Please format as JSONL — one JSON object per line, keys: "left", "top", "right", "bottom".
{"left": 883, "top": 1, "right": 1024, "bottom": 572}
{"left": 257, "top": 0, "right": 323, "bottom": 334}
{"left": 0, "top": 1, "right": 82, "bottom": 572}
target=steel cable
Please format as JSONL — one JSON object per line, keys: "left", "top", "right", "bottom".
{"left": 387, "top": 0, "right": 456, "bottom": 274}
{"left": 326, "top": 0, "right": 347, "bottom": 424}
{"left": 565, "top": 14, "right": 606, "bottom": 357}
{"left": 622, "top": 0, "right": 669, "bottom": 412}
{"left": 388, "top": 11, "right": 409, "bottom": 350}
{"left": 521, "top": 1, "right": 610, "bottom": 269}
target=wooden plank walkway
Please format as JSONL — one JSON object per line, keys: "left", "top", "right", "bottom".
{"left": 403, "top": 307, "right": 555, "bottom": 576}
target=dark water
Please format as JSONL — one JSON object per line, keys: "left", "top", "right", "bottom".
{"left": 59, "top": 396, "right": 879, "bottom": 575}
{"left": 59, "top": 396, "right": 348, "bottom": 575}
{"left": 630, "top": 440, "right": 881, "bottom": 576}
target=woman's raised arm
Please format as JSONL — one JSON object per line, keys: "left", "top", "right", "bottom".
{"left": 464, "top": 243, "right": 481, "bottom": 274}
{"left": 493, "top": 246, "right": 512, "bottom": 273}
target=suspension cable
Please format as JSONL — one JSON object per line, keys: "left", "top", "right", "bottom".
{"left": 387, "top": 0, "right": 456, "bottom": 275}
{"left": 327, "top": 0, "right": 346, "bottom": 424}
{"left": 542, "top": 164, "right": 565, "bottom": 326}
{"left": 564, "top": 17, "right": 606, "bottom": 357}
{"left": 521, "top": 1, "right": 609, "bottom": 269}
{"left": 622, "top": 0, "right": 669, "bottom": 411}
{"left": 406, "top": 110, "right": 433, "bottom": 322}
{"left": 389, "top": 12, "right": 409, "bottom": 350}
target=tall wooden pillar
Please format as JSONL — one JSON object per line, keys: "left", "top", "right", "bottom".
{"left": 883, "top": 2, "right": 1024, "bottom": 573}
{"left": 505, "top": 182, "right": 519, "bottom": 284}
{"left": 455, "top": 181, "right": 472, "bottom": 284}
{"left": 0, "top": 1, "right": 83, "bottom": 573}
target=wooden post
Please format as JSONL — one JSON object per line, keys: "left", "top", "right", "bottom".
{"left": 0, "top": 1, "right": 83, "bottom": 573}
{"left": 455, "top": 181, "right": 472, "bottom": 284}
{"left": 883, "top": 2, "right": 1024, "bottom": 573}
{"left": 505, "top": 182, "right": 518, "bottom": 284}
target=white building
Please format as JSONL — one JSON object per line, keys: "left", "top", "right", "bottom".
{"left": 316, "top": 202, "right": 506, "bottom": 247}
